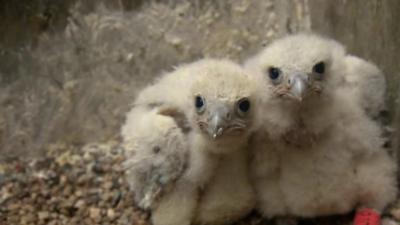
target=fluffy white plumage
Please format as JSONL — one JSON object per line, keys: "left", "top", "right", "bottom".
{"left": 344, "top": 55, "right": 387, "bottom": 120}
{"left": 122, "top": 106, "right": 189, "bottom": 210}
{"left": 122, "top": 59, "right": 257, "bottom": 225}
{"left": 245, "top": 33, "right": 397, "bottom": 219}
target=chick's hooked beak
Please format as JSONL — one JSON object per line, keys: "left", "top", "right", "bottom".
{"left": 288, "top": 74, "right": 309, "bottom": 101}
{"left": 207, "top": 105, "right": 230, "bottom": 139}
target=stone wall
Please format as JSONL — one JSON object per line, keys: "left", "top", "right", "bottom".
{"left": 1, "top": 0, "right": 398, "bottom": 159}
{"left": 0, "top": 0, "right": 309, "bottom": 158}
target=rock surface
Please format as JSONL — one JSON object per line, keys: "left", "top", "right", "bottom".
{"left": 0, "top": 0, "right": 309, "bottom": 157}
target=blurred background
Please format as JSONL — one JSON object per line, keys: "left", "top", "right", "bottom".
{"left": 0, "top": 0, "right": 399, "bottom": 159}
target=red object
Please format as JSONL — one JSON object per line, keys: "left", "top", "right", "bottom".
{"left": 353, "top": 208, "right": 381, "bottom": 225}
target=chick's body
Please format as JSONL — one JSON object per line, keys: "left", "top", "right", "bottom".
{"left": 245, "top": 34, "right": 397, "bottom": 219}
{"left": 122, "top": 59, "right": 257, "bottom": 225}
{"left": 194, "top": 146, "right": 255, "bottom": 224}
{"left": 251, "top": 94, "right": 396, "bottom": 217}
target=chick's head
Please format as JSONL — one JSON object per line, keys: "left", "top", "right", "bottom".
{"left": 246, "top": 33, "right": 347, "bottom": 106}
{"left": 188, "top": 60, "right": 256, "bottom": 146}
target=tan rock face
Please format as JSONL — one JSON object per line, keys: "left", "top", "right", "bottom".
{"left": 0, "top": 0, "right": 309, "bottom": 157}
{"left": 0, "top": 1, "right": 398, "bottom": 160}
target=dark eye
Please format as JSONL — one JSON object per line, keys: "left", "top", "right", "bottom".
{"left": 195, "top": 95, "right": 205, "bottom": 113}
{"left": 313, "top": 61, "right": 325, "bottom": 74}
{"left": 153, "top": 146, "right": 161, "bottom": 154}
{"left": 268, "top": 67, "right": 281, "bottom": 80}
{"left": 237, "top": 98, "right": 251, "bottom": 116}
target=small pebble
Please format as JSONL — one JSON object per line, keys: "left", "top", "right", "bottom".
{"left": 107, "top": 208, "right": 116, "bottom": 220}
{"left": 89, "top": 207, "right": 101, "bottom": 220}
{"left": 38, "top": 211, "right": 50, "bottom": 220}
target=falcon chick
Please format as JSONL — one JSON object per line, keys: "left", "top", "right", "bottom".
{"left": 122, "top": 59, "right": 257, "bottom": 225}
{"left": 245, "top": 33, "right": 397, "bottom": 221}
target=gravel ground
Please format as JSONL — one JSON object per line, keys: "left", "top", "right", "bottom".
{"left": 0, "top": 142, "right": 147, "bottom": 225}
{"left": 0, "top": 142, "right": 399, "bottom": 225}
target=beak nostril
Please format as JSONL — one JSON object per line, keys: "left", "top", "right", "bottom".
{"left": 226, "top": 112, "right": 231, "bottom": 120}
